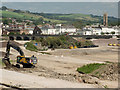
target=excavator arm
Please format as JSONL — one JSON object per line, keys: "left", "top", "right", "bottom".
{"left": 5, "top": 41, "right": 24, "bottom": 58}
{"left": 2, "top": 40, "right": 24, "bottom": 67}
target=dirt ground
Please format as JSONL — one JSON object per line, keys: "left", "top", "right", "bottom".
{"left": 0, "top": 39, "right": 119, "bottom": 88}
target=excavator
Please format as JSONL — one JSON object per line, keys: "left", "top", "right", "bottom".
{"left": 2, "top": 40, "right": 37, "bottom": 68}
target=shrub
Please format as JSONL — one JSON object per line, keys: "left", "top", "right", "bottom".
{"left": 9, "top": 32, "right": 14, "bottom": 35}
{"left": 22, "top": 32, "right": 26, "bottom": 35}
{"left": 16, "top": 32, "right": 20, "bottom": 35}
{"left": 25, "top": 42, "right": 38, "bottom": 51}
{"left": 106, "top": 32, "right": 109, "bottom": 35}
{"left": 34, "top": 35, "right": 95, "bottom": 49}
{"left": 111, "top": 31, "right": 115, "bottom": 35}
{"left": 101, "top": 32, "right": 104, "bottom": 35}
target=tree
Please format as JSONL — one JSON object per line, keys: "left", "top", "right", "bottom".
{"left": 2, "top": 18, "right": 12, "bottom": 25}
{"left": 26, "top": 10, "right": 30, "bottom": 13}
{"left": 22, "top": 32, "right": 26, "bottom": 35}
{"left": 111, "top": 31, "right": 115, "bottom": 35}
{"left": 16, "top": 32, "right": 20, "bottom": 35}
{"left": 26, "top": 22, "right": 30, "bottom": 25}
{"left": 16, "top": 19, "right": 22, "bottom": 23}
{"left": 101, "top": 32, "right": 104, "bottom": 35}
{"left": 1, "top": 6, "right": 7, "bottom": 10}
{"left": 13, "top": 10, "right": 23, "bottom": 13}
{"left": 73, "top": 20, "right": 85, "bottom": 29}
{"left": 9, "top": 32, "right": 14, "bottom": 35}
{"left": 106, "top": 32, "right": 109, "bottom": 35}
{"left": 33, "top": 17, "right": 44, "bottom": 25}
{"left": 3, "top": 19, "right": 9, "bottom": 25}
{"left": 31, "top": 17, "right": 33, "bottom": 20}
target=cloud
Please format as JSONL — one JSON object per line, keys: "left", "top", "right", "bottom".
{"left": 1, "top": 0, "right": 120, "bottom": 2}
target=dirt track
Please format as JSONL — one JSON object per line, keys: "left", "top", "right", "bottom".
{"left": 0, "top": 39, "right": 119, "bottom": 88}
{"left": 0, "top": 69, "right": 98, "bottom": 88}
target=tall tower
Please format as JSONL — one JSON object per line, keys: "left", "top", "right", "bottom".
{"left": 103, "top": 13, "right": 108, "bottom": 27}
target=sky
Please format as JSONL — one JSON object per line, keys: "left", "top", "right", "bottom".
{"left": 1, "top": 1, "right": 119, "bottom": 18}
{"left": 1, "top": 0, "right": 120, "bottom": 2}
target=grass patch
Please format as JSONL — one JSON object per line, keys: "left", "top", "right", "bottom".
{"left": 25, "top": 42, "right": 38, "bottom": 52}
{"left": 77, "top": 63, "right": 106, "bottom": 74}
{"left": 95, "top": 71, "right": 99, "bottom": 75}
{"left": 103, "top": 85, "right": 108, "bottom": 88}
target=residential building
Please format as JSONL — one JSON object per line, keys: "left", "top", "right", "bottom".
{"left": 82, "top": 25, "right": 120, "bottom": 35}
{"left": 41, "top": 24, "right": 77, "bottom": 35}
{"left": 33, "top": 26, "right": 42, "bottom": 35}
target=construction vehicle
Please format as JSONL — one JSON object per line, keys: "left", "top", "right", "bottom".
{"left": 2, "top": 40, "right": 37, "bottom": 68}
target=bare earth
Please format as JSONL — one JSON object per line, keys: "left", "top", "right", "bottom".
{"left": 0, "top": 39, "right": 119, "bottom": 88}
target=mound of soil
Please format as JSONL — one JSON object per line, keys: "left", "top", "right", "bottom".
{"left": 91, "top": 63, "right": 119, "bottom": 81}
{"left": 4, "top": 65, "right": 78, "bottom": 82}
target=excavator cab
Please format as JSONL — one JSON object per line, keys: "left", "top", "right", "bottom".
{"left": 17, "top": 55, "right": 37, "bottom": 65}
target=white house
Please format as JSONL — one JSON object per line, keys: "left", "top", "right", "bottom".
{"left": 41, "top": 24, "right": 55, "bottom": 35}
{"left": 48, "top": 29, "right": 56, "bottom": 35}
{"left": 60, "top": 25, "right": 77, "bottom": 35}
{"left": 83, "top": 27, "right": 93, "bottom": 35}
{"left": 29, "top": 30, "right": 33, "bottom": 34}
{"left": 92, "top": 28, "right": 102, "bottom": 35}
{"left": 101, "top": 27, "right": 120, "bottom": 35}
{"left": 41, "top": 24, "right": 77, "bottom": 35}
{"left": 82, "top": 25, "right": 120, "bottom": 35}
{"left": 41, "top": 29, "right": 48, "bottom": 35}
{"left": 83, "top": 30, "right": 92, "bottom": 35}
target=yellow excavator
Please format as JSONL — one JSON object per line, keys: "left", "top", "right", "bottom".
{"left": 2, "top": 40, "right": 37, "bottom": 68}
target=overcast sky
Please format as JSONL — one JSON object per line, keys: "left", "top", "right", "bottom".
{"left": 1, "top": 0, "right": 119, "bottom": 18}
{"left": 2, "top": 2, "right": 118, "bottom": 18}
{"left": 1, "top": 0, "right": 120, "bottom": 2}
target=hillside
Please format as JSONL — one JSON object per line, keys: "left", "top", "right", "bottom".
{"left": 41, "top": 13, "right": 99, "bottom": 21}
{"left": 1, "top": 10, "right": 66, "bottom": 23}
{"left": 1, "top": 7, "right": 119, "bottom": 25}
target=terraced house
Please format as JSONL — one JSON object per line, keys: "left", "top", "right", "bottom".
{"left": 41, "top": 24, "right": 77, "bottom": 35}
{"left": 82, "top": 25, "right": 120, "bottom": 35}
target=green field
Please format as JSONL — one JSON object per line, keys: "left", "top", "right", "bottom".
{"left": 2, "top": 11, "right": 38, "bottom": 20}
{"left": 58, "top": 14, "right": 99, "bottom": 21}
{"left": 1, "top": 10, "right": 99, "bottom": 23}
{"left": 2, "top": 10, "right": 66, "bottom": 23}
{"left": 1, "top": 9, "right": 118, "bottom": 25}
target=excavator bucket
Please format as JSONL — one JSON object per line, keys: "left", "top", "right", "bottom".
{"left": 2, "top": 58, "right": 11, "bottom": 68}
